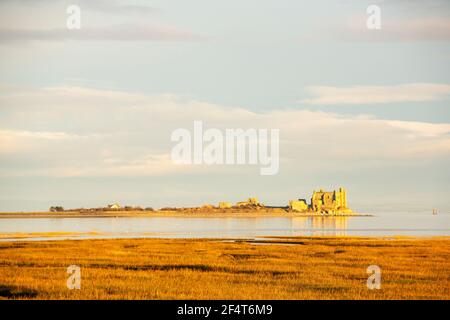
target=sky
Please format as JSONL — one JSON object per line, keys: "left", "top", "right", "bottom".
{"left": 0, "top": 0, "right": 449, "bottom": 212}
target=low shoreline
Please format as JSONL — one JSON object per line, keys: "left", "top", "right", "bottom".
{"left": 0, "top": 210, "right": 371, "bottom": 218}
{"left": 0, "top": 232, "right": 447, "bottom": 242}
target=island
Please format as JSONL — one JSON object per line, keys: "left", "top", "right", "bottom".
{"left": 0, "top": 187, "right": 364, "bottom": 217}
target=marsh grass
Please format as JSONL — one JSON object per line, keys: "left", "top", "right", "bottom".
{"left": 0, "top": 237, "right": 448, "bottom": 299}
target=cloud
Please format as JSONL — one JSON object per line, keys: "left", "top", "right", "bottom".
{"left": 32, "top": 154, "right": 184, "bottom": 178}
{"left": 0, "top": 129, "right": 82, "bottom": 140}
{"left": 0, "top": 1, "right": 201, "bottom": 44}
{"left": 0, "top": 129, "right": 88, "bottom": 155}
{"left": 1, "top": 0, "right": 157, "bottom": 16}
{"left": 0, "top": 24, "right": 202, "bottom": 43}
{"left": 307, "top": 14, "right": 450, "bottom": 43}
{"left": 0, "top": 85, "right": 449, "bottom": 178}
{"left": 300, "top": 83, "right": 450, "bottom": 105}
{"left": 386, "top": 120, "right": 450, "bottom": 137}
{"left": 347, "top": 17, "right": 450, "bottom": 43}
{"left": 80, "top": 0, "right": 158, "bottom": 16}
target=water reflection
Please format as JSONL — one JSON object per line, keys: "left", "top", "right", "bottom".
{"left": 291, "top": 217, "right": 348, "bottom": 236}
{"left": 0, "top": 212, "right": 449, "bottom": 241}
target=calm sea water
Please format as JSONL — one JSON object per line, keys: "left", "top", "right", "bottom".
{"left": 0, "top": 211, "right": 449, "bottom": 241}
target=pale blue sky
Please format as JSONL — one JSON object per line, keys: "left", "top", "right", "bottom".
{"left": 0, "top": 0, "right": 449, "bottom": 211}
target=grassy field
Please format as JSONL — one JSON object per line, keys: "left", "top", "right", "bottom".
{"left": 0, "top": 237, "right": 449, "bottom": 299}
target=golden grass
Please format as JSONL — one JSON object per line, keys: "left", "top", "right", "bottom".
{"left": 0, "top": 237, "right": 449, "bottom": 299}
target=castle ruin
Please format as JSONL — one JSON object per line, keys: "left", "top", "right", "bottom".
{"left": 289, "top": 187, "right": 352, "bottom": 214}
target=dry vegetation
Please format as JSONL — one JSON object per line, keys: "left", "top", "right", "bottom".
{"left": 0, "top": 237, "right": 449, "bottom": 299}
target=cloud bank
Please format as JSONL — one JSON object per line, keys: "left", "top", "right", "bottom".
{"left": 0, "top": 24, "right": 202, "bottom": 43}
{"left": 0, "top": 85, "right": 449, "bottom": 178}
{"left": 300, "top": 83, "right": 450, "bottom": 105}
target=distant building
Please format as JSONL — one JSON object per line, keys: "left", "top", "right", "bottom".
{"left": 236, "top": 197, "right": 259, "bottom": 207}
{"left": 289, "top": 187, "right": 352, "bottom": 214}
{"left": 49, "top": 206, "right": 64, "bottom": 212}
{"left": 218, "top": 202, "right": 232, "bottom": 209}
{"left": 107, "top": 203, "right": 121, "bottom": 210}
{"left": 311, "top": 187, "right": 349, "bottom": 213}
{"left": 289, "top": 199, "right": 308, "bottom": 212}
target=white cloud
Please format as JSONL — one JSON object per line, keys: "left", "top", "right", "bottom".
{"left": 385, "top": 18, "right": 450, "bottom": 42}
{"left": 311, "top": 15, "right": 450, "bottom": 43}
{"left": 0, "top": 85, "right": 449, "bottom": 178}
{"left": 0, "top": 24, "right": 202, "bottom": 43}
{"left": 0, "top": 129, "right": 87, "bottom": 155}
{"left": 1, "top": 0, "right": 157, "bottom": 16}
{"left": 300, "top": 83, "right": 450, "bottom": 105}
{"left": 0, "top": 129, "right": 83, "bottom": 140}
{"left": 41, "top": 154, "right": 185, "bottom": 178}
{"left": 79, "top": 0, "right": 157, "bottom": 16}
{"left": 347, "top": 17, "right": 450, "bottom": 43}
{"left": 386, "top": 120, "right": 450, "bottom": 137}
